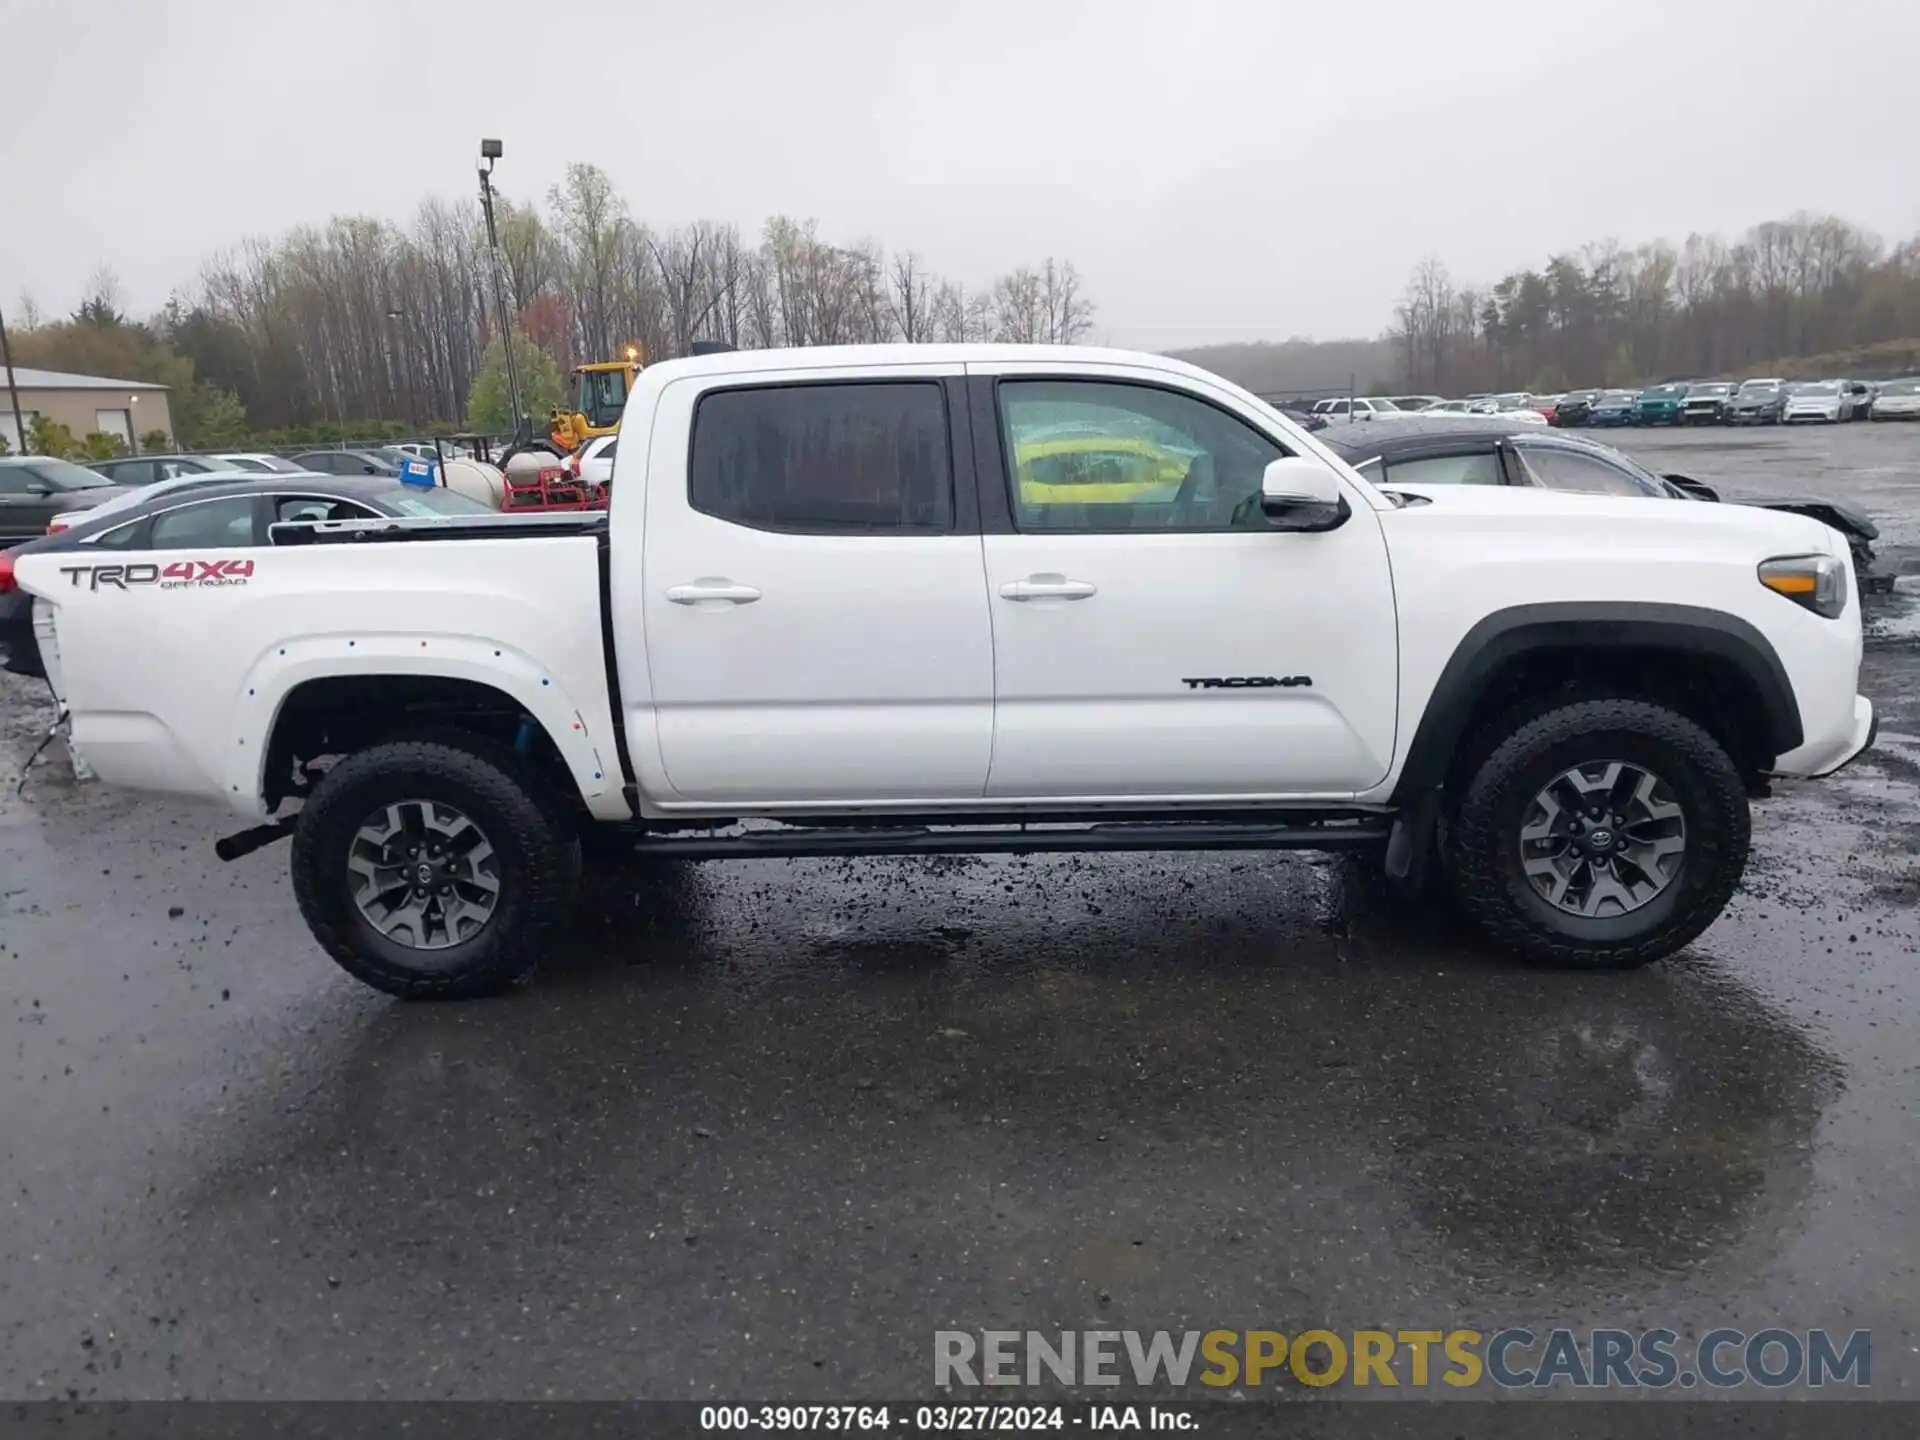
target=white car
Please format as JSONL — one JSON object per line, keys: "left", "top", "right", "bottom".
{"left": 572, "top": 434, "right": 619, "bottom": 488}
{"left": 1868, "top": 376, "right": 1920, "bottom": 420}
{"left": 1782, "top": 381, "right": 1848, "bottom": 423}
{"left": 9, "top": 342, "right": 1874, "bottom": 999}
{"left": 1421, "top": 399, "right": 1547, "bottom": 424}
{"left": 212, "top": 452, "right": 310, "bottom": 474}
{"left": 1310, "top": 397, "right": 1404, "bottom": 420}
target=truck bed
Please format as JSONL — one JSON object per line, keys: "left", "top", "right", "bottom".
{"left": 16, "top": 521, "right": 630, "bottom": 823}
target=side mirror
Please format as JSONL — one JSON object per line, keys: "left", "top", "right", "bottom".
{"left": 25, "top": 481, "right": 54, "bottom": 496}
{"left": 1259, "top": 457, "right": 1349, "bottom": 532}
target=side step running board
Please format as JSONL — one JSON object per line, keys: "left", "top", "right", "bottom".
{"left": 630, "top": 820, "right": 1392, "bottom": 861}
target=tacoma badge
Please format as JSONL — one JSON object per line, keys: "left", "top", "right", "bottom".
{"left": 1180, "top": 676, "right": 1313, "bottom": 690}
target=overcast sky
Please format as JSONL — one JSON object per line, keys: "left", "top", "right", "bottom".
{"left": 3, "top": 0, "right": 1916, "bottom": 349}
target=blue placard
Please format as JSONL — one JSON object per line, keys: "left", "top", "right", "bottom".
{"left": 399, "top": 456, "right": 437, "bottom": 488}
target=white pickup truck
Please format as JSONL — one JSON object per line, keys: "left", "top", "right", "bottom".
{"left": 2, "top": 345, "right": 1876, "bottom": 998}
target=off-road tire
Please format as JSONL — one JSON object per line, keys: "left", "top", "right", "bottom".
{"left": 1449, "top": 698, "right": 1749, "bottom": 969}
{"left": 291, "top": 738, "right": 579, "bottom": 999}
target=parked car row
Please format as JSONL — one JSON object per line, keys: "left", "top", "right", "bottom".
{"left": 1308, "top": 394, "right": 1549, "bottom": 424}
{"left": 1319, "top": 375, "right": 1920, "bottom": 431}
{"left": 1545, "top": 376, "right": 1915, "bottom": 427}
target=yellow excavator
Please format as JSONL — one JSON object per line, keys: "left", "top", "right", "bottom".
{"left": 547, "top": 345, "right": 644, "bottom": 455}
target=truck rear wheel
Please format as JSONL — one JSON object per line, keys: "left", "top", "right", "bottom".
{"left": 290, "top": 738, "right": 579, "bottom": 999}
{"left": 1448, "top": 698, "right": 1750, "bottom": 969}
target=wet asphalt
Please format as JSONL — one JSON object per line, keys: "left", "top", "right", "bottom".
{"left": 0, "top": 423, "right": 1916, "bottom": 1402}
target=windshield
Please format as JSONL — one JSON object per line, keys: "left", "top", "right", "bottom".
{"left": 1798, "top": 382, "right": 1840, "bottom": 395}
{"left": 1738, "top": 381, "right": 1780, "bottom": 393}
{"left": 1882, "top": 378, "right": 1920, "bottom": 395}
{"left": 1689, "top": 384, "right": 1731, "bottom": 396}
{"left": 1642, "top": 384, "right": 1685, "bottom": 398}
{"left": 383, "top": 488, "right": 496, "bottom": 517}
{"left": 1600, "top": 391, "right": 1636, "bottom": 404}
{"left": 18, "top": 458, "right": 117, "bottom": 490}
{"left": 576, "top": 368, "right": 630, "bottom": 429}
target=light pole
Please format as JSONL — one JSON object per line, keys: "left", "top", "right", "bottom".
{"left": 128, "top": 394, "right": 139, "bottom": 455}
{"left": 0, "top": 301, "right": 24, "bottom": 456}
{"left": 476, "top": 138, "right": 523, "bottom": 436}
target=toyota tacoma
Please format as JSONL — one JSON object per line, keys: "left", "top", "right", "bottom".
{"left": 2, "top": 345, "right": 1877, "bottom": 998}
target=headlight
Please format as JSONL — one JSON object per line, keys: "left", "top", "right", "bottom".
{"left": 1758, "top": 553, "right": 1846, "bottom": 618}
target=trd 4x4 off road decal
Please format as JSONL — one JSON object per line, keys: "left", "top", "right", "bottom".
{"left": 58, "top": 559, "right": 255, "bottom": 592}
{"left": 1180, "top": 675, "right": 1313, "bottom": 690}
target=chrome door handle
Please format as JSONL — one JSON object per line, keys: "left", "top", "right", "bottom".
{"left": 666, "top": 579, "right": 762, "bottom": 605}
{"left": 999, "top": 575, "right": 1097, "bottom": 601}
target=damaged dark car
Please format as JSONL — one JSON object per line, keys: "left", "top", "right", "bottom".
{"left": 1318, "top": 418, "right": 1880, "bottom": 585}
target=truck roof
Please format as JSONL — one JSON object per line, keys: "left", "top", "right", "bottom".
{"left": 640, "top": 343, "right": 1230, "bottom": 386}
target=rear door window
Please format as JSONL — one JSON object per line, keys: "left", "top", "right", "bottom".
{"left": 1384, "top": 451, "right": 1504, "bottom": 486}
{"left": 149, "top": 497, "right": 260, "bottom": 548}
{"left": 689, "top": 382, "right": 953, "bottom": 533}
{"left": 92, "top": 518, "right": 147, "bottom": 548}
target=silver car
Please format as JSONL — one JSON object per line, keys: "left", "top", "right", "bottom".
{"left": 1869, "top": 376, "right": 1920, "bottom": 420}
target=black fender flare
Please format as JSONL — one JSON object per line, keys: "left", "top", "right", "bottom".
{"left": 1391, "top": 602, "right": 1804, "bottom": 802}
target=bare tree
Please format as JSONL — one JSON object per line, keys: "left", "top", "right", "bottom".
{"left": 52, "top": 168, "right": 1105, "bottom": 433}
{"left": 890, "top": 252, "right": 931, "bottom": 342}
{"left": 1395, "top": 210, "right": 1920, "bottom": 393}
{"left": 991, "top": 267, "right": 1045, "bottom": 343}
{"left": 1038, "top": 258, "right": 1094, "bottom": 344}
{"left": 548, "top": 163, "right": 626, "bottom": 364}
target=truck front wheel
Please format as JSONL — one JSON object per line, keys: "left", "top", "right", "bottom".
{"left": 1448, "top": 699, "right": 1750, "bottom": 969}
{"left": 290, "top": 738, "right": 579, "bottom": 998}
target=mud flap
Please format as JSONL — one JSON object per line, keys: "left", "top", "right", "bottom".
{"left": 1383, "top": 787, "right": 1440, "bottom": 893}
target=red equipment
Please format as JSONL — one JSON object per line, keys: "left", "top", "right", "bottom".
{"left": 503, "top": 464, "right": 607, "bottom": 512}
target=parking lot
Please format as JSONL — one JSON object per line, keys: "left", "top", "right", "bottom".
{"left": 1, "top": 420, "right": 1916, "bottom": 1403}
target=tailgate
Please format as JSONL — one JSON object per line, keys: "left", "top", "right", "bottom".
{"left": 34, "top": 599, "right": 64, "bottom": 701}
